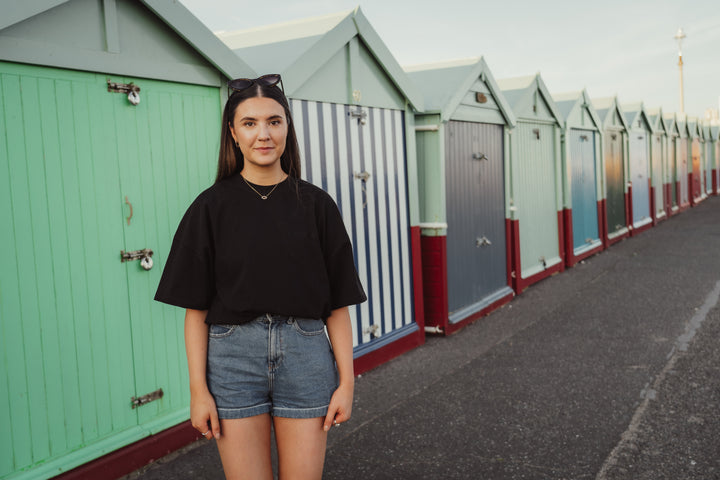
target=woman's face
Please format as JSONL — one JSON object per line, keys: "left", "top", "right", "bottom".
{"left": 229, "top": 96, "right": 288, "bottom": 171}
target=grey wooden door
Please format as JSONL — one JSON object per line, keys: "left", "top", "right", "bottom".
{"left": 445, "top": 121, "right": 507, "bottom": 318}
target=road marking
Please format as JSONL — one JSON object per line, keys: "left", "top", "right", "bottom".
{"left": 595, "top": 279, "right": 720, "bottom": 480}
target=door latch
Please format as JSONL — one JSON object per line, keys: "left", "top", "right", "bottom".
{"left": 476, "top": 236, "right": 492, "bottom": 247}
{"left": 121, "top": 248, "right": 154, "bottom": 270}
{"left": 131, "top": 388, "right": 164, "bottom": 409}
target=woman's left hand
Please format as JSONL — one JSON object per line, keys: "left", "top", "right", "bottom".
{"left": 323, "top": 383, "right": 353, "bottom": 431}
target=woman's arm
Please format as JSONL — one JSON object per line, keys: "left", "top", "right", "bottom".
{"left": 185, "top": 308, "right": 221, "bottom": 439}
{"left": 323, "top": 306, "right": 354, "bottom": 431}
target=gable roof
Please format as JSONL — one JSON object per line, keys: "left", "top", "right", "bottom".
{"left": 551, "top": 89, "right": 602, "bottom": 131}
{"left": 0, "top": 0, "right": 253, "bottom": 80}
{"left": 591, "top": 96, "right": 631, "bottom": 132}
{"left": 646, "top": 107, "right": 668, "bottom": 135}
{"left": 217, "top": 7, "right": 423, "bottom": 110}
{"left": 663, "top": 112, "right": 680, "bottom": 136}
{"left": 711, "top": 126, "right": 720, "bottom": 142}
{"left": 496, "top": 73, "right": 563, "bottom": 125}
{"left": 404, "top": 57, "right": 516, "bottom": 125}
{"left": 622, "top": 102, "right": 655, "bottom": 134}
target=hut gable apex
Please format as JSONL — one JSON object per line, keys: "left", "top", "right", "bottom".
{"left": 551, "top": 89, "right": 601, "bottom": 131}
{"left": 404, "top": 57, "right": 516, "bottom": 126}
{"left": 593, "top": 96, "right": 630, "bottom": 131}
{"left": 497, "top": 73, "right": 562, "bottom": 125}
{"left": 0, "top": 0, "right": 252, "bottom": 85}
{"left": 686, "top": 117, "right": 701, "bottom": 138}
{"left": 663, "top": 113, "right": 680, "bottom": 136}
{"left": 218, "top": 7, "right": 423, "bottom": 110}
{"left": 647, "top": 107, "right": 668, "bottom": 135}
{"left": 622, "top": 102, "right": 655, "bottom": 134}
{"left": 711, "top": 126, "right": 720, "bottom": 141}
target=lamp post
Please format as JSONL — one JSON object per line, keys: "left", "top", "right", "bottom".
{"left": 674, "top": 27, "right": 686, "bottom": 114}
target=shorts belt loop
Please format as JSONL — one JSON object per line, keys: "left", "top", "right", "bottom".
{"left": 265, "top": 313, "right": 272, "bottom": 323}
{"left": 287, "top": 316, "right": 294, "bottom": 325}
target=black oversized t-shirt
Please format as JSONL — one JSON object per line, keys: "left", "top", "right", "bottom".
{"left": 154, "top": 174, "right": 367, "bottom": 324}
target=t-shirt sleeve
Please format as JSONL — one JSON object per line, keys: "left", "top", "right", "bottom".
{"left": 319, "top": 196, "right": 367, "bottom": 310}
{"left": 154, "top": 196, "right": 216, "bottom": 310}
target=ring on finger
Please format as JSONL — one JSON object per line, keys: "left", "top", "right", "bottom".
{"left": 201, "top": 430, "right": 210, "bottom": 436}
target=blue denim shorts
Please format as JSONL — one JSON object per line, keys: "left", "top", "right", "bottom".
{"left": 206, "top": 314, "right": 338, "bottom": 419}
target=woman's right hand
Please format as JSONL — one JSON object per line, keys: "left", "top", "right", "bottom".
{"left": 191, "top": 388, "right": 221, "bottom": 440}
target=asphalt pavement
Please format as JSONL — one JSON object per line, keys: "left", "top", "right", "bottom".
{"left": 126, "top": 196, "right": 720, "bottom": 480}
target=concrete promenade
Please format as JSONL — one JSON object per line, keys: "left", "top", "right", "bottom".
{"left": 127, "top": 196, "right": 720, "bottom": 480}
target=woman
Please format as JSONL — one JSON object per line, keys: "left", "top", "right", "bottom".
{"left": 155, "top": 74, "right": 367, "bottom": 480}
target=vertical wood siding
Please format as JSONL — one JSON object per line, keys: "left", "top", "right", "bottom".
{"left": 0, "top": 62, "right": 219, "bottom": 478}
{"left": 444, "top": 121, "right": 507, "bottom": 316}
{"left": 569, "top": 129, "right": 599, "bottom": 251}
{"left": 290, "top": 99, "right": 414, "bottom": 351}
{"left": 628, "top": 131, "right": 650, "bottom": 226}
{"left": 679, "top": 138, "right": 689, "bottom": 204}
{"left": 669, "top": 137, "right": 677, "bottom": 206}
{"left": 652, "top": 134, "right": 664, "bottom": 217}
{"left": 605, "top": 131, "right": 626, "bottom": 234}
{"left": 514, "top": 122, "right": 560, "bottom": 277}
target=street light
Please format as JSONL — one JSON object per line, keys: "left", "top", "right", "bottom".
{"left": 674, "top": 27, "right": 686, "bottom": 114}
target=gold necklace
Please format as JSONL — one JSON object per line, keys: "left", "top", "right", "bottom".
{"left": 241, "top": 174, "right": 285, "bottom": 200}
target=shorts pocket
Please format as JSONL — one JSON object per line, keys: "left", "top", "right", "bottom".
{"left": 292, "top": 318, "right": 325, "bottom": 336}
{"left": 208, "top": 324, "right": 237, "bottom": 338}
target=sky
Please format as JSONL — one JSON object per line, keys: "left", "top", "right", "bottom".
{"left": 180, "top": 0, "right": 720, "bottom": 119}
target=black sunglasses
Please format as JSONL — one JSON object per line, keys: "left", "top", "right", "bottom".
{"left": 227, "top": 74, "right": 284, "bottom": 94}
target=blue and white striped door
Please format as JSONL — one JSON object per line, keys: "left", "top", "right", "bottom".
{"left": 290, "top": 99, "right": 415, "bottom": 354}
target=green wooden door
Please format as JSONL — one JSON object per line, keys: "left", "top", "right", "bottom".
{"left": 0, "top": 62, "right": 219, "bottom": 479}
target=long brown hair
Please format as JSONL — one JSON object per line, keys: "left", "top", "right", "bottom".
{"left": 216, "top": 82, "right": 301, "bottom": 183}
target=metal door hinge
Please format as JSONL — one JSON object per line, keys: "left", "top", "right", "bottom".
{"left": 476, "top": 236, "right": 492, "bottom": 247}
{"left": 131, "top": 388, "right": 163, "bottom": 409}
{"left": 121, "top": 248, "right": 154, "bottom": 270}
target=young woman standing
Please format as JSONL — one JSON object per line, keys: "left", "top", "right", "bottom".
{"left": 155, "top": 74, "right": 366, "bottom": 480}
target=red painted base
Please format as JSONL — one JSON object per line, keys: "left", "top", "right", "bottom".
{"left": 663, "top": 183, "right": 673, "bottom": 217}
{"left": 51, "top": 421, "right": 201, "bottom": 480}
{"left": 598, "top": 199, "right": 608, "bottom": 249}
{"left": 713, "top": 169, "right": 718, "bottom": 195}
{"left": 410, "top": 226, "right": 425, "bottom": 333}
{"left": 632, "top": 221, "right": 653, "bottom": 236}
{"left": 420, "top": 235, "right": 448, "bottom": 330}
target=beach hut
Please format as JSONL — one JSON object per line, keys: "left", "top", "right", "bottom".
{"left": 405, "top": 57, "right": 516, "bottom": 334}
{"left": 552, "top": 90, "right": 604, "bottom": 266}
{"left": 647, "top": 108, "right": 668, "bottom": 223}
{"left": 622, "top": 103, "right": 654, "bottom": 235}
{"left": 712, "top": 126, "right": 720, "bottom": 194}
{"left": 217, "top": 8, "right": 426, "bottom": 373}
{"left": 498, "top": 74, "right": 565, "bottom": 293}
{"left": 687, "top": 117, "right": 704, "bottom": 205}
{"left": 594, "top": 97, "right": 630, "bottom": 245}
{"left": 663, "top": 113, "right": 682, "bottom": 215}
{"left": 676, "top": 114, "right": 691, "bottom": 211}
{"left": 0, "top": 1, "right": 253, "bottom": 479}
{"left": 702, "top": 125, "right": 714, "bottom": 196}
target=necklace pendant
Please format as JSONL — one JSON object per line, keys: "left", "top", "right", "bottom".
{"left": 261, "top": 195, "right": 268, "bottom": 200}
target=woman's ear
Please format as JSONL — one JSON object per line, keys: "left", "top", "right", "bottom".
{"left": 228, "top": 123, "right": 237, "bottom": 146}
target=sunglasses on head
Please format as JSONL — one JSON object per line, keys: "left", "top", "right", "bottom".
{"left": 227, "top": 74, "right": 284, "bottom": 95}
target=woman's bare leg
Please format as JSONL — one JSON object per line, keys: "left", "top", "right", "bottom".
{"left": 215, "top": 414, "right": 273, "bottom": 480}
{"left": 273, "top": 417, "right": 328, "bottom": 480}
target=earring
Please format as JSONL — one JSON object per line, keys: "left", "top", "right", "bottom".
{"left": 235, "top": 140, "right": 239, "bottom": 147}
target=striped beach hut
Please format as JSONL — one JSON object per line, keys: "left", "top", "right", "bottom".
{"left": 552, "top": 89, "right": 604, "bottom": 267}
{"left": 663, "top": 112, "right": 682, "bottom": 215}
{"left": 687, "top": 117, "right": 704, "bottom": 205}
{"left": 498, "top": 74, "right": 565, "bottom": 293}
{"left": 405, "top": 57, "right": 517, "bottom": 334}
{"left": 647, "top": 108, "right": 669, "bottom": 223}
{"left": 0, "top": 1, "right": 253, "bottom": 479}
{"left": 594, "top": 96, "right": 630, "bottom": 245}
{"left": 217, "top": 8, "right": 426, "bottom": 373}
{"left": 622, "top": 102, "right": 654, "bottom": 235}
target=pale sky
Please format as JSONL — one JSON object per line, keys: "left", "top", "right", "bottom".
{"left": 180, "top": 0, "right": 720, "bottom": 119}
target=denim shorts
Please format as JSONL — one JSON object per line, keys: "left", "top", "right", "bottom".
{"left": 206, "top": 314, "right": 338, "bottom": 419}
